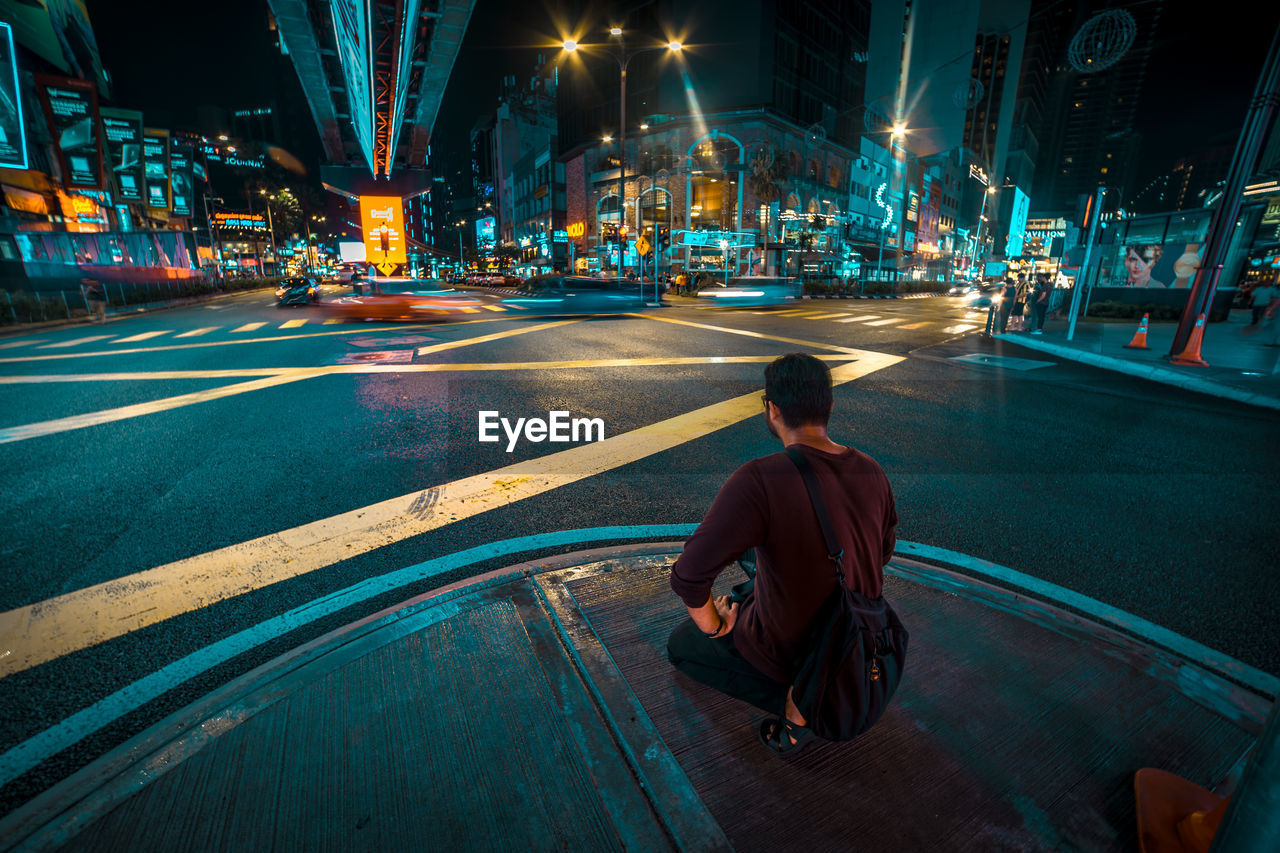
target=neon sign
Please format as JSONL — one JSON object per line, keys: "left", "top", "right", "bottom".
{"left": 566, "top": 221, "right": 585, "bottom": 238}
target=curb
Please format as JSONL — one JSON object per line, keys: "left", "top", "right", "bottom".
{"left": 993, "top": 333, "right": 1280, "bottom": 411}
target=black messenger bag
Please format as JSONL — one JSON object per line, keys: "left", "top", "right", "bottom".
{"left": 785, "top": 448, "right": 909, "bottom": 741}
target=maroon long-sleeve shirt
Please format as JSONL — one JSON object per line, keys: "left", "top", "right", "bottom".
{"left": 670, "top": 443, "right": 898, "bottom": 683}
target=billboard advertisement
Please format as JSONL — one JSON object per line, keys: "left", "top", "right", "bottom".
{"left": 1103, "top": 242, "right": 1204, "bottom": 289}
{"left": 142, "top": 128, "right": 170, "bottom": 210}
{"left": 1004, "top": 187, "right": 1030, "bottom": 257}
{"left": 0, "top": 0, "right": 109, "bottom": 96}
{"left": 100, "top": 107, "right": 143, "bottom": 202}
{"left": 35, "top": 74, "right": 103, "bottom": 189}
{"left": 475, "top": 215, "right": 496, "bottom": 250}
{"left": 0, "top": 23, "right": 27, "bottom": 169}
{"left": 169, "top": 137, "right": 193, "bottom": 216}
{"left": 360, "top": 195, "right": 406, "bottom": 274}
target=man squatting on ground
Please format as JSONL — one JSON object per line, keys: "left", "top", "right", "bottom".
{"left": 667, "top": 353, "right": 898, "bottom": 751}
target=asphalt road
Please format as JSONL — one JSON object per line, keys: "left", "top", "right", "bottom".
{"left": 1, "top": 284, "right": 1277, "bottom": 814}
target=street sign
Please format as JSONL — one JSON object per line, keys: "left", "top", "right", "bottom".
{"left": 634, "top": 235, "right": 651, "bottom": 255}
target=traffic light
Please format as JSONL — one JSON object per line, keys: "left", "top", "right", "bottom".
{"left": 656, "top": 226, "right": 670, "bottom": 251}
{"left": 1073, "top": 193, "right": 1096, "bottom": 232}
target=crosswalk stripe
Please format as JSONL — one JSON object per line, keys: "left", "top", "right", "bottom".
{"left": 0, "top": 340, "right": 46, "bottom": 349}
{"left": 232, "top": 322, "right": 268, "bottom": 333}
{"left": 458, "top": 308, "right": 481, "bottom": 313}
{"left": 806, "top": 313, "right": 851, "bottom": 320}
{"left": 323, "top": 318, "right": 345, "bottom": 324}
{"left": 278, "top": 319, "right": 308, "bottom": 329}
{"left": 480, "top": 304, "right": 507, "bottom": 312}
{"left": 836, "top": 315, "right": 879, "bottom": 323}
{"left": 942, "top": 324, "right": 978, "bottom": 333}
{"left": 899, "top": 322, "right": 931, "bottom": 330}
{"left": 174, "top": 327, "right": 219, "bottom": 338}
{"left": 864, "top": 318, "right": 901, "bottom": 326}
{"left": 113, "top": 331, "right": 170, "bottom": 343}
{"left": 38, "top": 335, "right": 114, "bottom": 349}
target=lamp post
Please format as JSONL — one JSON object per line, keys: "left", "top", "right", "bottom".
{"left": 971, "top": 186, "right": 996, "bottom": 275}
{"left": 564, "top": 32, "right": 681, "bottom": 290}
{"left": 258, "top": 189, "right": 279, "bottom": 277}
{"left": 456, "top": 218, "right": 467, "bottom": 274}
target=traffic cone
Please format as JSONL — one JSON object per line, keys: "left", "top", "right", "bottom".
{"left": 1125, "top": 313, "right": 1151, "bottom": 349}
{"left": 1170, "top": 313, "right": 1210, "bottom": 366}
{"left": 1134, "top": 768, "right": 1229, "bottom": 853}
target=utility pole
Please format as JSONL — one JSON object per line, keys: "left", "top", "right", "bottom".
{"left": 1170, "top": 26, "right": 1280, "bottom": 356}
{"left": 1067, "top": 187, "right": 1105, "bottom": 341}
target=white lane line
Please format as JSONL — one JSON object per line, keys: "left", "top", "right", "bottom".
{"left": 0, "top": 352, "right": 903, "bottom": 678}
{"left": 174, "top": 327, "right": 219, "bottom": 338}
{"left": 863, "top": 318, "right": 901, "bottom": 326}
{"left": 639, "top": 314, "right": 867, "bottom": 355}
{"left": 113, "top": 331, "right": 171, "bottom": 343}
{"left": 232, "top": 322, "right": 268, "bottom": 333}
{"left": 0, "top": 340, "right": 48, "bottom": 349}
{"left": 416, "top": 319, "right": 581, "bottom": 356}
{"left": 38, "top": 335, "right": 114, "bottom": 349}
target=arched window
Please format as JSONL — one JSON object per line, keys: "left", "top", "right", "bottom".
{"left": 638, "top": 187, "right": 672, "bottom": 234}
{"left": 785, "top": 193, "right": 801, "bottom": 213}
{"left": 688, "top": 133, "right": 742, "bottom": 230}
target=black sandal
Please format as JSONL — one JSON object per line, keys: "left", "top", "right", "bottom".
{"left": 758, "top": 716, "right": 815, "bottom": 755}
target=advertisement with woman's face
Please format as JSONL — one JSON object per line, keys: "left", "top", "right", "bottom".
{"left": 1111, "top": 243, "right": 1203, "bottom": 288}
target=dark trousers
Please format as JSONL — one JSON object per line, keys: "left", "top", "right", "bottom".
{"left": 1031, "top": 300, "right": 1047, "bottom": 330}
{"left": 667, "top": 619, "right": 789, "bottom": 714}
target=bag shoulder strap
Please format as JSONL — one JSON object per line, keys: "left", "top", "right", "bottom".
{"left": 785, "top": 447, "right": 844, "bottom": 583}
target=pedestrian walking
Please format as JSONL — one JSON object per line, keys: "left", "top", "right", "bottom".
{"left": 1029, "top": 273, "right": 1050, "bottom": 334}
{"left": 1249, "top": 281, "right": 1276, "bottom": 325}
{"left": 80, "top": 277, "right": 107, "bottom": 323}
{"left": 997, "top": 277, "right": 1018, "bottom": 333}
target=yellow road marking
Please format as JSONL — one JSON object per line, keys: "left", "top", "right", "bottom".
{"left": 864, "top": 318, "right": 901, "bottom": 326}
{"left": 322, "top": 319, "right": 344, "bottom": 325}
{"left": 0, "top": 340, "right": 47, "bottom": 349}
{"left": 899, "top": 322, "right": 931, "bottom": 330}
{"left": 481, "top": 305, "right": 506, "bottom": 312}
{"left": 0, "top": 354, "right": 858, "bottom": 386}
{"left": 0, "top": 370, "right": 324, "bottom": 445}
{"left": 174, "top": 327, "right": 219, "bottom": 338}
{"left": 233, "top": 322, "right": 267, "bottom": 333}
{"left": 416, "top": 319, "right": 580, "bottom": 356}
{"left": 38, "top": 335, "right": 114, "bottom": 349}
{"left": 0, "top": 324, "right": 444, "bottom": 364}
{"left": 0, "top": 323, "right": 582, "bottom": 443}
{"left": 279, "top": 319, "right": 307, "bottom": 329}
{"left": 806, "top": 313, "right": 852, "bottom": 320}
{"left": 639, "top": 313, "right": 864, "bottom": 355}
{"left": 0, "top": 353, "right": 902, "bottom": 676}
{"left": 113, "top": 331, "right": 171, "bottom": 343}
{"left": 836, "top": 316, "right": 875, "bottom": 323}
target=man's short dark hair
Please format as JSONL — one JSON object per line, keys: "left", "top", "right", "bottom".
{"left": 764, "top": 353, "right": 833, "bottom": 429}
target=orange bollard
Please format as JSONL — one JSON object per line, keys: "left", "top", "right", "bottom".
{"left": 1125, "top": 313, "right": 1151, "bottom": 349}
{"left": 1171, "top": 313, "right": 1210, "bottom": 366}
{"left": 1134, "top": 768, "right": 1229, "bottom": 853}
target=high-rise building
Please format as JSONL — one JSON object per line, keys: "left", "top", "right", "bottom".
{"left": 1029, "top": 0, "right": 1162, "bottom": 215}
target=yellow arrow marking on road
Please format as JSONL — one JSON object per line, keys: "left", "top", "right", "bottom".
{"left": 0, "top": 353, "right": 902, "bottom": 676}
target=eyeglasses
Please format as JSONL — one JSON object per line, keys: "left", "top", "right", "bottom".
{"left": 761, "top": 394, "right": 770, "bottom": 407}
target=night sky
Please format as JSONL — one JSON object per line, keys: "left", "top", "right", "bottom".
{"left": 84, "top": 0, "right": 1275, "bottom": 204}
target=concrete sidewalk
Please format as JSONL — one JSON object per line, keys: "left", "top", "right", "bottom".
{"left": 1, "top": 542, "right": 1272, "bottom": 852}
{"left": 994, "top": 309, "right": 1280, "bottom": 410}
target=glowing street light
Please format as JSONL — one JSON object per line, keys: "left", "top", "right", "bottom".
{"left": 668, "top": 41, "right": 682, "bottom": 51}
{"left": 562, "top": 39, "right": 577, "bottom": 51}
{"left": 610, "top": 27, "right": 623, "bottom": 35}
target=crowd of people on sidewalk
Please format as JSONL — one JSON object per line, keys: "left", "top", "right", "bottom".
{"left": 994, "top": 272, "right": 1051, "bottom": 334}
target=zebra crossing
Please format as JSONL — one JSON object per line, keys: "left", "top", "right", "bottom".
{"left": 704, "top": 305, "right": 982, "bottom": 334}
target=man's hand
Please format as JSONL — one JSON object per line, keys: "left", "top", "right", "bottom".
{"left": 712, "top": 595, "right": 739, "bottom": 636}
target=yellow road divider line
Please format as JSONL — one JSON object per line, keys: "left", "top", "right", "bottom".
{"left": 113, "top": 331, "right": 171, "bottom": 343}
{"left": 0, "top": 354, "right": 857, "bottom": 385}
{"left": 0, "top": 353, "right": 902, "bottom": 676}
{"left": 0, "top": 370, "right": 325, "bottom": 445}
{"left": 0, "top": 325, "right": 441, "bottom": 363}
{"left": 639, "top": 313, "right": 865, "bottom": 355}
{"left": 415, "top": 319, "right": 580, "bottom": 356}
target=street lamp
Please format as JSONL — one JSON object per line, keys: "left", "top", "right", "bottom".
{"left": 258, "top": 189, "right": 280, "bottom": 277}
{"left": 971, "top": 185, "right": 997, "bottom": 273}
{"left": 563, "top": 30, "right": 682, "bottom": 288}
{"left": 456, "top": 218, "right": 467, "bottom": 273}
{"left": 719, "top": 238, "right": 730, "bottom": 285}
